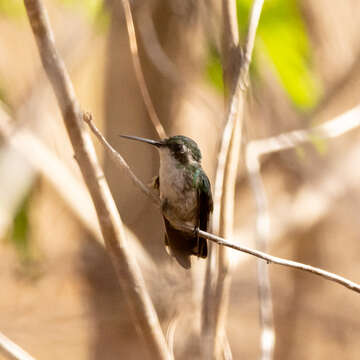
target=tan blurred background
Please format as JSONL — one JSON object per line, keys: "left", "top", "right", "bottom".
{"left": 1, "top": 0, "right": 360, "bottom": 359}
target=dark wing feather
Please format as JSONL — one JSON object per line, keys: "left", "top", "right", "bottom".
{"left": 163, "top": 217, "right": 193, "bottom": 269}
{"left": 196, "top": 170, "right": 213, "bottom": 258}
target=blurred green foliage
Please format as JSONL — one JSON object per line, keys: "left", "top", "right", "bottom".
{"left": 308, "top": 133, "right": 328, "bottom": 155}
{"left": 0, "top": 0, "right": 25, "bottom": 18}
{"left": 205, "top": 0, "right": 321, "bottom": 110}
{"left": 7, "top": 189, "right": 43, "bottom": 279}
{"left": 10, "top": 193, "right": 32, "bottom": 263}
{"left": 205, "top": 46, "right": 224, "bottom": 94}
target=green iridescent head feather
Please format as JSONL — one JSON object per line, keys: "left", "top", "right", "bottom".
{"left": 164, "top": 135, "right": 202, "bottom": 163}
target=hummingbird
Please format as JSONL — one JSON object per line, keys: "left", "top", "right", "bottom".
{"left": 120, "top": 134, "right": 213, "bottom": 269}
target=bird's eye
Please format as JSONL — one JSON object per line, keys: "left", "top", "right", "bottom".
{"left": 174, "top": 143, "right": 185, "bottom": 153}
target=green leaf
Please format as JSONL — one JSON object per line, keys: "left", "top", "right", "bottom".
{"left": 236, "top": 0, "right": 321, "bottom": 110}
{"left": 0, "top": 0, "right": 25, "bottom": 18}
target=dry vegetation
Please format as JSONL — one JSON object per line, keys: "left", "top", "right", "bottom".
{"left": 1, "top": 0, "right": 360, "bottom": 359}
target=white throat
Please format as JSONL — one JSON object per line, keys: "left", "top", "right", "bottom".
{"left": 158, "top": 148, "right": 197, "bottom": 223}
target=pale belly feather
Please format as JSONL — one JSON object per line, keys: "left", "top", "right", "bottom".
{"left": 159, "top": 150, "right": 198, "bottom": 225}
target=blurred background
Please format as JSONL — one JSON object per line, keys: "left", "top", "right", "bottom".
{"left": 1, "top": 0, "right": 360, "bottom": 359}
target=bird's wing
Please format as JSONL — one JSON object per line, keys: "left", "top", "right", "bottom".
{"left": 163, "top": 217, "right": 192, "bottom": 269}
{"left": 196, "top": 170, "right": 213, "bottom": 258}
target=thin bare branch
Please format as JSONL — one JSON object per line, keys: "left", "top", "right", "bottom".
{"left": 245, "top": 105, "right": 360, "bottom": 360}
{"left": 166, "top": 315, "right": 180, "bottom": 359}
{"left": 246, "top": 153, "right": 275, "bottom": 360}
{"left": 196, "top": 229, "right": 360, "bottom": 294}
{"left": 23, "top": 0, "right": 170, "bottom": 358}
{"left": 212, "top": 0, "right": 265, "bottom": 236}
{"left": 0, "top": 332, "right": 36, "bottom": 360}
{"left": 119, "top": 0, "right": 167, "bottom": 139}
{"left": 206, "top": 0, "right": 265, "bottom": 358}
{"left": 247, "top": 104, "right": 360, "bottom": 159}
{"left": 243, "top": 6, "right": 276, "bottom": 357}
{"left": 83, "top": 112, "right": 160, "bottom": 205}
{"left": 202, "top": 2, "right": 242, "bottom": 355}
{"left": 242, "top": 0, "right": 265, "bottom": 79}
{"left": 212, "top": 103, "right": 243, "bottom": 359}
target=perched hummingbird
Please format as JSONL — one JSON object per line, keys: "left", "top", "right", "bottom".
{"left": 120, "top": 135, "right": 213, "bottom": 269}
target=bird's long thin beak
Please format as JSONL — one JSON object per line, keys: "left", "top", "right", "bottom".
{"left": 119, "top": 135, "right": 164, "bottom": 147}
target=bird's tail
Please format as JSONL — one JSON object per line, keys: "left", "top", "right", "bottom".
{"left": 163, "top": 218, "right": 207, "bottom": 269}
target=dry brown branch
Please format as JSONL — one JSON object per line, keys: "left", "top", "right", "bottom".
{"left": 204, "top": 0, "right": 264, "bottom": 358}
{"left": 233, "top": 104, "right": 360, "bottom": 268}
{"left": 246, "top": 149, "right": 275, "bottom": 360}
{"left": 245, "top": 104, "right": 360, "bottom": 359}
{"left": 246, "top": 104, "right": 360, "bottom": 159}
{"left": 0, "top": 332, "right": 36, "bottom": 360}
{"left": 239, "top": 3, "right": 274, "bottom": 360}
{"left": 23, "top": 0, "right": 170, "bottom": 358}
{"left": 201, "top": 0, "right": 241, "bottom": 355}
{"left": 196, "top": 229, "right": 360, "bottom": 294}
{"left": 83, "top": 112, "right": 160, "bottom": 205}
{"left": 119, "top": 0, "right": 167, "bottom": 139}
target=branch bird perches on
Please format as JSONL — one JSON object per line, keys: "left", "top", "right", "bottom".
{"left": 83, "top": 112, "right": 360, "bottom": 295}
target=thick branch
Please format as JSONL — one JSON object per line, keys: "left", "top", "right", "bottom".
{"left": 23, "top": 1, "right": 170, "bottom": 359}
{"left": 0, "top": 107, "right": 156, "bottom": 273}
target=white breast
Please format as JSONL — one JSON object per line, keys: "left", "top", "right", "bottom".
{"left": 159, "top": 148, "right": 197, "bottom": 224}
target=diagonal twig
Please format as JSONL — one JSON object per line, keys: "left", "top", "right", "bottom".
{"left": 83, "top": 112, "right": 160, "bottom": 205}
{"left": 245, "top": 105, "right": 360, "bottom": 360}
{"left": 0, "top": 332, "right": 36, "bottom": 360}
{"left": 246, "top": 104, "right": 360, "bottom": 159}
{"left": 23, "top": 0, "right": 171, "bottom": 358}
{"left": 119, "top": 0, "right": 167, "bottom": 139}
{"left": 197, "top": 229, "right": 360, "bottom": 294}
{"left": 0, "top": 106, "right": 156, "bottom": 273}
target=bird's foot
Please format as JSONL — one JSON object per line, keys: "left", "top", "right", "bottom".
{"left": 193, "top": 225, "right": 200, "bottom": 257}
{"left": 193, "top": 225, "right": 199, "bottom": 237}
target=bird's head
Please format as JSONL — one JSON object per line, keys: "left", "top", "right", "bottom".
{"left": 120, "top": 134, "right": 202, "bottom": 166}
